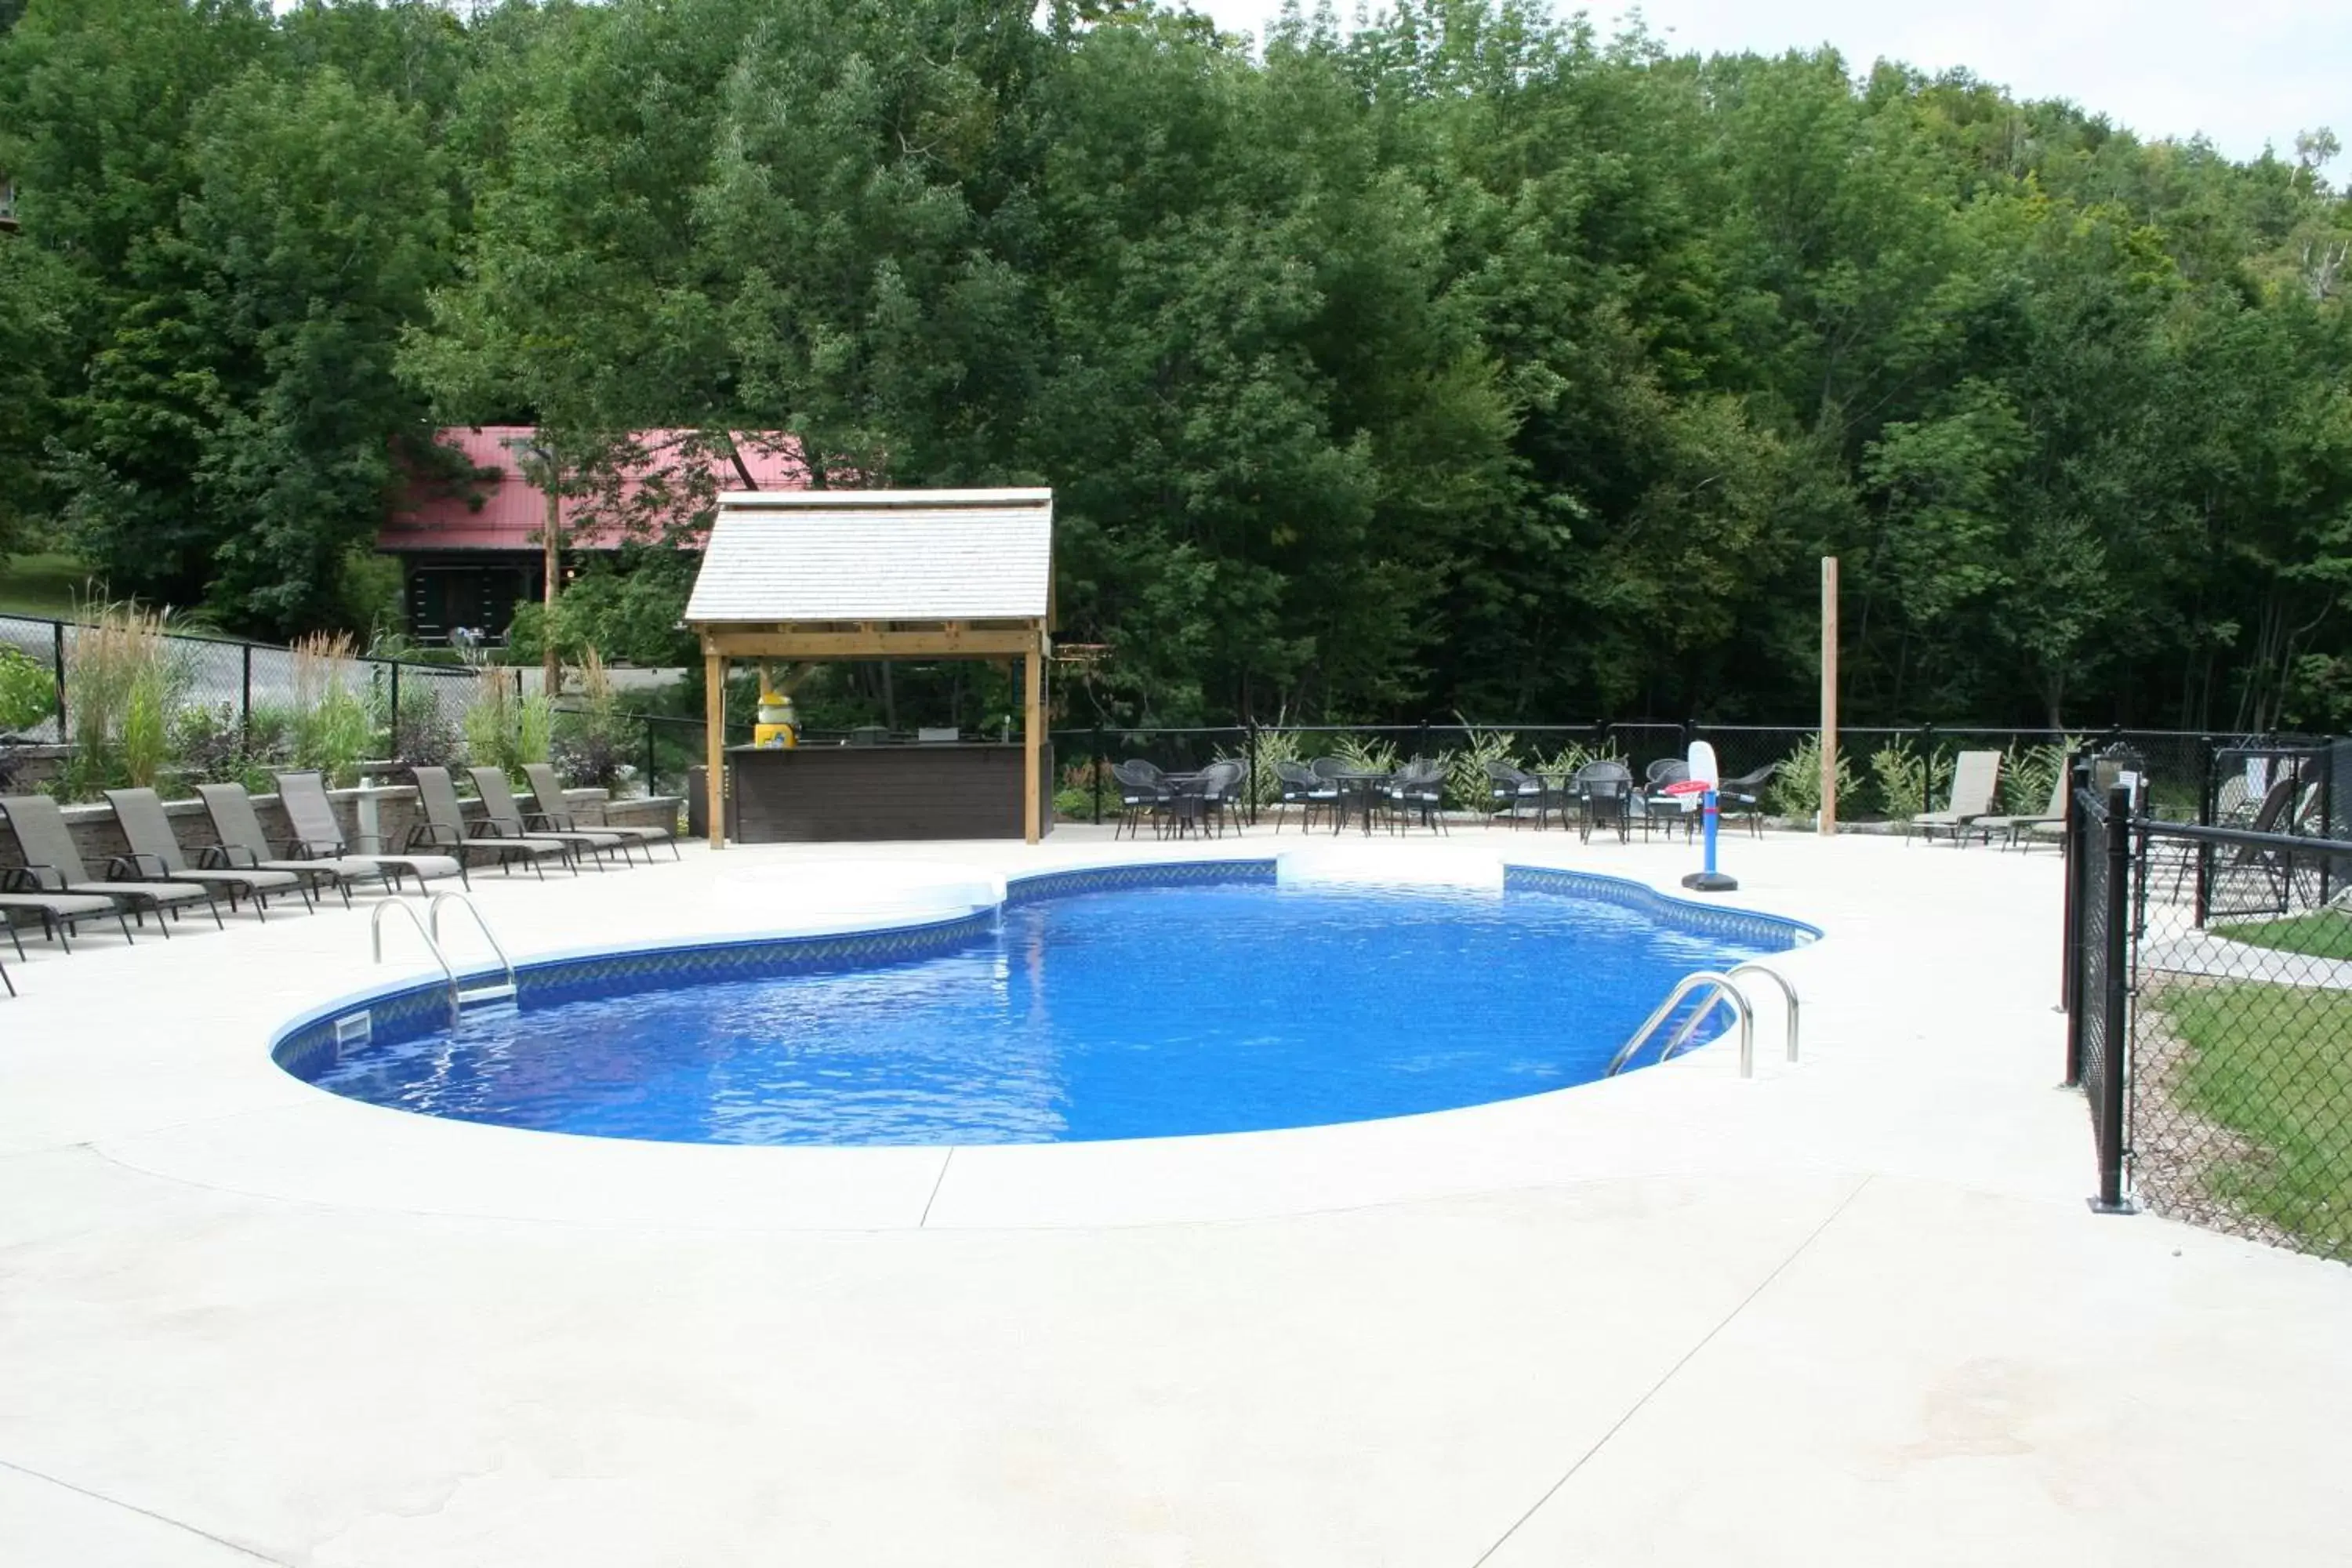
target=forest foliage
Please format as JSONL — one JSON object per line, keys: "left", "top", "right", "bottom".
{"left": 3, "top": 0, "right": 2350, "bottom": 731}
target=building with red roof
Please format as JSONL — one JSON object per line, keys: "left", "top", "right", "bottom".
{"left": 379, "top": 426, "right": 811, "bottom": 643}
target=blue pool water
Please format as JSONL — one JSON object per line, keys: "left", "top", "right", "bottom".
{"left": 306, "top": 880, "right": 1789, "bottom": 1145}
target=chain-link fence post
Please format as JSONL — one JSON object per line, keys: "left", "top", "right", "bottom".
{"left": 386, "top": 659, "right": 400, "bottom": 764}
{"left": 1248, "top": 718, "right": 1261, "bottom": 826}
{"left": 50, "top": 619, "right": 66, "bottom": 739}
{"left": 2092, "top": 782, "right": 2135, "bottom": 1214}
{"left": 1092, "top": 724, "right": 1105, "bottom": 825}
{"left": 2061, "top": 753, "right": 2087, "bottom": 1048}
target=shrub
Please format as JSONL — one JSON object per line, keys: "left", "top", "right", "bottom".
{"left": 1767, "top": 733, "right": 1860, "bottom": 821}
{"left": 460, "top": 666, "right": 554, "bottom": 777}
{"left": 1868, "top": 739, "right": 1953, "bottom": 822}
{"left": 1212, "top": 723, "right": 1305, "bottom": 808}
{"left": 386, "top": 683, "right": 463, "bottom": 771}
{"left": 554, "top": 650, "right": 634, "bottom": 789}
{"left": 461, "top": 667, "right": 518, "bottom": 772}
{"left": 516, "top": 691, "right": 554, "bottom": 768}
{"left": 2002, "top": 739, "right": 2079, "bottom": 814}
{"left": 61, "top": 600, "right": 180, "bottom": 799}
{"left": 289, "top": 633, "right": 375, "bottom": 785}
{"left": 1445, "top": 724, "right": 1521, "bottom": 813}
{"left": 0, "top": 648, "right": 56, "bottom": 736}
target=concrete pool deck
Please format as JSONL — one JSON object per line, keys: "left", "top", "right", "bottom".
{"left": 1, "top": 826, "right": 2346, "bottom": 1565}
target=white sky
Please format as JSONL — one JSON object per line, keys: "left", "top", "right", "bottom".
{"left": 1195, "top": 0, "right": 2350, "bottom": 169}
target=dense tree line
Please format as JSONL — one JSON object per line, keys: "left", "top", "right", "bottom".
{"left": 3, "top": 0, "right": 2349, "bottom": 730}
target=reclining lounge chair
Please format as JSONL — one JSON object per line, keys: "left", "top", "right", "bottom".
{"left": 523, "top": 764, "right": 676, "bottom": 862}
{"left": 274, "top": 771, "right": 467, "bottom": 892}
{"left": 409, "top": 767, "right": 572, "bottom": 877}
{"left": 199, "top": 782, "right": 404, "bottom": 908}
{"left": 0, "top": 793, "right": 220, "bottom": 934}
{"left": 470, "top": 767, "right": 630, "bottom": 868}
{"left": 1912, "top": 751, "right": 2002, "bottom": 845}
{"left": 106, "top": 788, "right": 309, "bottom": 917}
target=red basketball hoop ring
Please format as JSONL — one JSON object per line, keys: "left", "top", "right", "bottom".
{"left": 1661, "top": 779, "right": 1711, "bottom": 797}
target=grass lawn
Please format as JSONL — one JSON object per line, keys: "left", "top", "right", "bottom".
{"left": 2212, "top": 910, "right": 2352, "bottom": 961}
{"left": 2156, "top": 980, "right": 2352, "bottom": 1257}
{"left": 0, "top": 554, "right": 97, "bottom": 620}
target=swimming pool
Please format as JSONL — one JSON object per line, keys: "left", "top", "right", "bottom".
{"left": 282, "top": 863, "right": 1813, "bottom": 1146}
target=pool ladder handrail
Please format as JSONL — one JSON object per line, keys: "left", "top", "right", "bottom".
{"left": 369, "top": 894, "right": 517, "bottom": 1024}
{"left": 1606, "top": 963, "right": 1799, "bottom": 1080}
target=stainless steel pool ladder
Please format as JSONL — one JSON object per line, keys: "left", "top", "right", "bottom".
{"left": 1606, "top": 962, "right": 1799, "bottom": 1080}
{"left": 369, "top": 893, "right": 517, "bottom": 1025}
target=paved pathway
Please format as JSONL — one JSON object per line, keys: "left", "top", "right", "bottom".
{"left": 1, "top": 828, "right": 2345, "bottom": 1566}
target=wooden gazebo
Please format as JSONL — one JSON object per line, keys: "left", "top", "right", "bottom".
{"left": 684, "top": 488, "right": 1054, "bottom": 846}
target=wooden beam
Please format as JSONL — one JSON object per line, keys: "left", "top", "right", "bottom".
{"left": 705, "top": 650, "right": 727, "bottom": 850}
{"left": 1022, "top": 631, "right": 1044, "bottom": 845}
{"left": 701, "top": 627, "right": 1042, "bottom": 660}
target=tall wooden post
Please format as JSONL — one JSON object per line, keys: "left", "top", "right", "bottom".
{"left": 1820, "top": 556, "right": 1839, "bottom": 836}
{"left": 1022, "top": 628, "right": 1044, "bottom": 845}
{"left": 543, "top": 483, "right": 563, "bottom": 699}
{"left": 704, "top": 648, "right": 727, "bottom": 849}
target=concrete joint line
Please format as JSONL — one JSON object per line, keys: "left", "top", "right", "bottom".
{"left": 1467, "top": 1174, "right": 1876, "bottom": 1567}
{"left": 919, "top": 1146, "right": 956, "bottom": 1227}
{"left": 0, "top": 1454, "right": 294, "bottom": 1566}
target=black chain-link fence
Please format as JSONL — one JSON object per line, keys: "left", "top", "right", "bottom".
{"left": 2066, "top": 753, "right": 2352, "bottom": 1262}
{"left": 1058, "top": 721, "right": 2289, "bottom": 828}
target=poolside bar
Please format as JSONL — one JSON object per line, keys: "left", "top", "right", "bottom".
{"left": 684, "top": 488, "right": 1056, "bottom": 847}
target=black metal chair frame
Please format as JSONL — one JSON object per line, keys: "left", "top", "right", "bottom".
{"left": 1273, "top": 761, "right": 1337, "bottom": 833}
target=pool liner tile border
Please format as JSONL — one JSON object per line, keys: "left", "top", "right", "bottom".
{"left": 1502, "top": 864, "right": 1820, "bottom": 949}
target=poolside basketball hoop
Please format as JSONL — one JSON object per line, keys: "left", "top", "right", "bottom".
{"left": 1674, "top": 740, "right": 1738, "bottom": 893}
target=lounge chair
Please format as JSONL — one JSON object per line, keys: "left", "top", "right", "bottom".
{"left": 199, "top": 782, "right": 404, "bottom": 907}
{"left": 409, "top": 767, "right": 573, "bottom": 876}
{"left": 275, "top": 771, "right": 468, "bottom": 891}
{"left": 0, "top": 888, "right": 136, "bottom": 952}
{"left": 1911, "top": 751, "right": 2002, "bottom": 845}
{"left": 0, "top": 793, "right": 221, "bottom": 933}
{"left": 0, "top": 887, "right": 133, "bottom": 951}
{"left": 1970, "top": 770, "right": 2070, "bottom": 849}
{"left": 470, "top": 767, "right": 630, "bottom": 867}
{"left": 106, "top": 788, "right": 308, "bottom": 917}
{"left": 524, "top": 764, "right": 677, "bottom": 861}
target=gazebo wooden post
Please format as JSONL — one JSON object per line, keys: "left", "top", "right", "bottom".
{"left": 1022, "top": 626, "right": 1044, "bottom": 845}
{"left": 704, "top": 648, "right": 727, "bottom": 849}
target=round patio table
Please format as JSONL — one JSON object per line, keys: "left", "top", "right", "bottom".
{"left": 1160, "top": 771, "right": 1207, "bottom": 837}
{"left": 1330, "top": 770, "right": 1392, "bottom": 836}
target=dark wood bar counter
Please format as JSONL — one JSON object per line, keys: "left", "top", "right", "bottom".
{"left": 727, "top": 742, "right": 1055, "bottom": 842}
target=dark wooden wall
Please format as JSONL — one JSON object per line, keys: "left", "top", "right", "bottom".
{"left": 728, "top": 744, "right": 1053, "bottom": 842}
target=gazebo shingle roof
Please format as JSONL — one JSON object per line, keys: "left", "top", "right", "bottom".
{"left": 684, "top": 489, "right": 1053, "bottom": 624}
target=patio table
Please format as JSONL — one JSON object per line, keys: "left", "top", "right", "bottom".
{"left": 1529, "top": 772, "right": 1577, "bottom": 831}
{"left": 1160, "top": 772, "right": 1207, "bottom": 838}
{"left": 1330, "top": 770, "right": 1392, "bottom": 837}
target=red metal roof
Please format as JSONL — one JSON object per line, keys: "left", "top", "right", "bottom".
{"left": 379, "top": 427, "right": 812, "bottom": 553}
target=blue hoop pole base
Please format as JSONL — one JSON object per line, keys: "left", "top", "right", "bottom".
{"left": 1682, "top": 789, "right": 1740, "bottom": 892}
